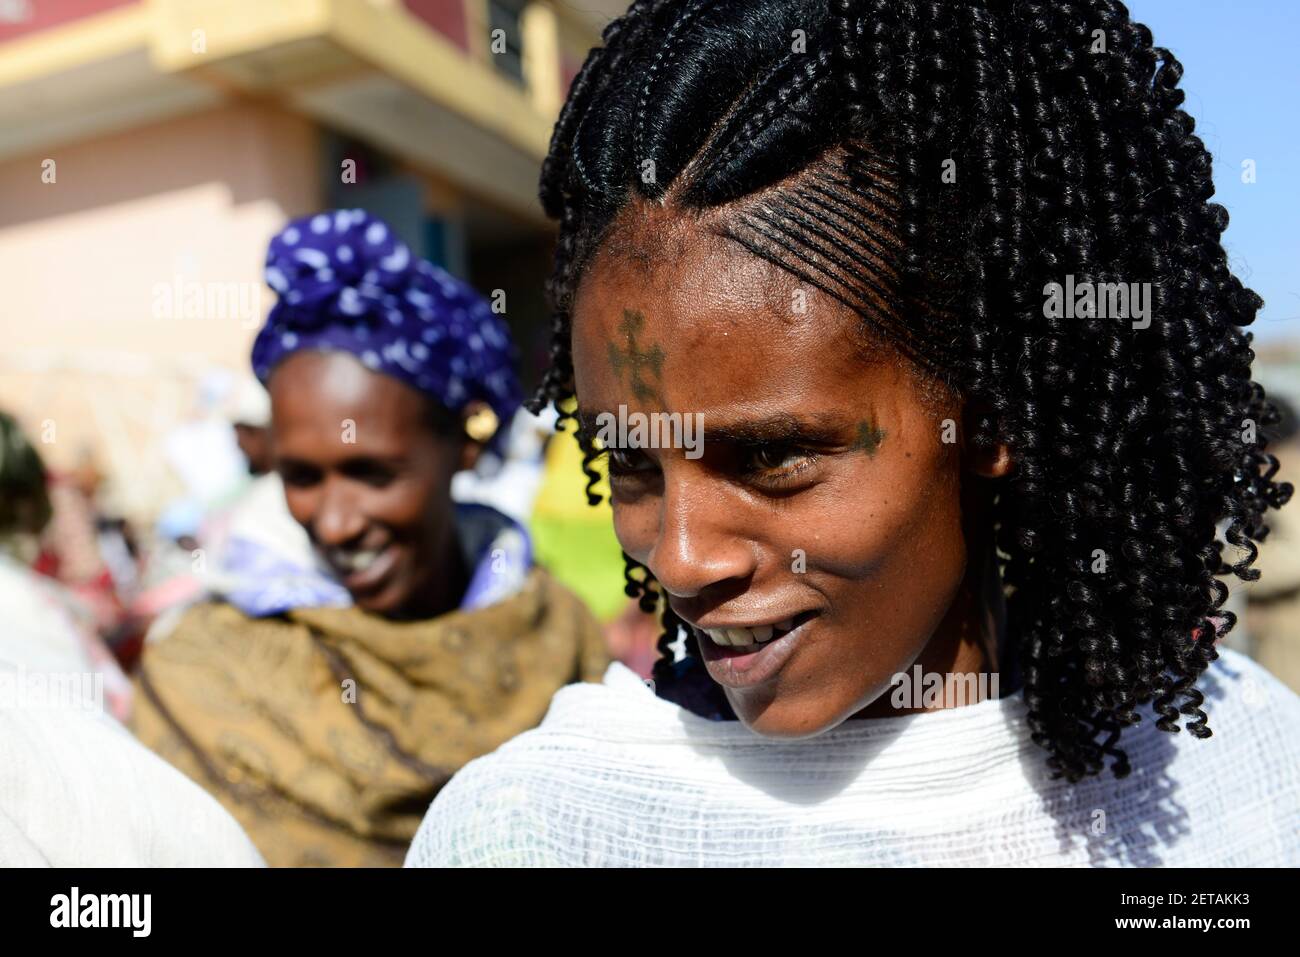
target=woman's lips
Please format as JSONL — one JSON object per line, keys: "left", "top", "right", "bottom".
{"left": 694, "top": 612, "right": 817, "bottom": 689}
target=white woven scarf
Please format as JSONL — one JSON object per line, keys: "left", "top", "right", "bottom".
{"left": 407, "top": 648, "right": 1299, "bottom": 867}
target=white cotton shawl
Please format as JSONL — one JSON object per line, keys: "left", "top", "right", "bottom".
{"left": 407, "top": 648, "right": 1299, "bottom": 867}
{"left": 0, "top": 673, "right": 266, "bottom": 867}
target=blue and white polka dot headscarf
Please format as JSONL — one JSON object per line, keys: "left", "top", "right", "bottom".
{"left": 252, "top": 209, "right": 522, "bottom": 436}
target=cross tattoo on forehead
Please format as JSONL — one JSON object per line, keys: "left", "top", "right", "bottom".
{"left": 608, "top": 309, "right": 665, "bottom": 403}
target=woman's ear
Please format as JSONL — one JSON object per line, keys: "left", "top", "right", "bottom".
{"left": 458, "top": 439, "right": 482, "bottom": 472}
{"left": 961, "top": 401, "right": 1013, "bottom": 479}
{"left": 968, "top": 440, "right": 1013, "bottom": 479}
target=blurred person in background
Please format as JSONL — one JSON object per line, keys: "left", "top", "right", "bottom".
{"left": 33, "top": 446, "right": 139, "bottom": 653}
{"left": 146, "top": 369, "right": 258, "bottom": 568}
{"left": 1, "top": 414, "right": 261, "bottom": 867}
{"left": 114, "top": 372, "right": 259, "bottom": 667}
{"left": 130, "top": 210, "right": 609, "bottom": 867}
{"left": 0, "top": 412, "right": 132, "bottom": 720}
{"left": 130, "top": 376, "right": 285, "bottom": 639}
{"left": 0, "top": 411, "right": 52, "bottom": 565}
{"left": 228, "top": 376, "right": 275, "bottom": 477}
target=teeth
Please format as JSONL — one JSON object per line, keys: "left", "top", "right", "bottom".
{"left": 706, "top": 628, "right": 733, "bottom": 647}
{"left": 338, "top": 550, "right": 380, "bottom": 572}
{"left": 703, "top": 621, "right": 791, "bottom": 647}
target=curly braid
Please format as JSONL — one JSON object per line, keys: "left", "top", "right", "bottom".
{"left": 531, "top": 0, "right": 1291, "bottom": 780}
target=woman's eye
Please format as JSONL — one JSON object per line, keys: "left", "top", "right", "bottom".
{"left": 278, "top": 463, "right": 321, "bottom": 488}
{"left": 345, "top": 462, "right": 397, "bottom": 487}
{"left": 741, "top": 444, "right": 820, "bottom": 487}
{"left": 607, "top": 448, "right": 653, "bottom": 474}
{"left": 750, "top": 445, "right": 802, "bottom": 471}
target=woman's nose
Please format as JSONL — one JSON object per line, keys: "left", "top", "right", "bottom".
{"left": 644, "top": 481, "right": 754, "bottom": 599}
{"left": 311, "top": 479, "right": 366, "bottom": 547}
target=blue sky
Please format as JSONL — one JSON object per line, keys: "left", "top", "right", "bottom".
{"left": 1125, "top": 0, "right": 1300, "bottom": 342}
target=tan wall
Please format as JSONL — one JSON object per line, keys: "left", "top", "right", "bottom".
{"left": 0, "top": 103, "right": 320, "bottom": 520}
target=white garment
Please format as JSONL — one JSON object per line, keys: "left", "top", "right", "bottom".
{"left": 0, "top": 554, "right": 97, "bottom": 676}
{"left": 406, "top": 648, "right": 1299, "bottom": 867}
{"left": 0, "top": 562, "right": 263, "bottom": 866}
{"left": 0, "top": 554, "right": 132, "bottom": 720}
{"left": 0, "top": 679, "right": 266, "bottom": 866}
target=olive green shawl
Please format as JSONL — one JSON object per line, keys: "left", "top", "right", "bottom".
{"left": 131, "top": 568, "right": 608, "bottom": 866}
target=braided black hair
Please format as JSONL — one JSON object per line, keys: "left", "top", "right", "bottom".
{"left": 527, "top": 0, "right": 1292, "bottom": 781}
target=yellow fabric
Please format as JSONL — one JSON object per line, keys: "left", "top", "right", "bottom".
{"left": 130, "top": 567, "right": 609, "bottom": 867}
{"left": 531, "top": 421, "right": 608, "bottom": 520}
{"left": 529, "top": 428, "right": 628, "bottom": 621}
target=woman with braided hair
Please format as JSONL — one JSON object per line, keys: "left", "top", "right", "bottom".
{"left": 407, "top": 0, "right": 1299, "bottom": 866}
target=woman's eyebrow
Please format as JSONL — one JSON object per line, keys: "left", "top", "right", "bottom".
{"left": 576, "top": 407, "right": 874, "bottom": 448}
{"left": 275, "top": 455, "right": 317, "bottom": 470}
{"left": 577, "top": 408, "right": 846, "bottom": 439}
{"left": 702, "top": 412, "right": 851, "bottom": 444}
{"left": 278, "top": 452, "right": 406, "bottom": 469}
{"left": 339, "top": 454, "right": 406, "bottom": 467}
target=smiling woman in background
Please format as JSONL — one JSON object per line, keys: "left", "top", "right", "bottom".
{"left": 130, "top": 210, "right": 609, "bottom": 867}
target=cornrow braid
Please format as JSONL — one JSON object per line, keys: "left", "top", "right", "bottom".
{"left": 681, "top": 45, "right": 837, "bottom": 205}
{"left": 536, "top": 0, "right": 1290, "bottom": 782}
{"left": 632, "top": 0, "right": 714, "bottom": 179}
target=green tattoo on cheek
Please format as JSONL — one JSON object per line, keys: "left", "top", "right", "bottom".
{"left": 607, "top": 309, "right": 666, "bottom": 404}
{"left": 849, "top": 420, "right": 887, "bottom": 456}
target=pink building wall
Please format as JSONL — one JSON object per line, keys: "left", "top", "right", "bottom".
{"left": 0, "top": 0, "right": 138, "bottom": 44}
{"left": 0, "top": 103, "right": 320, "bottom": 516}
{"left": 402, "top": 0, "right": 471, "bottom": 52}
